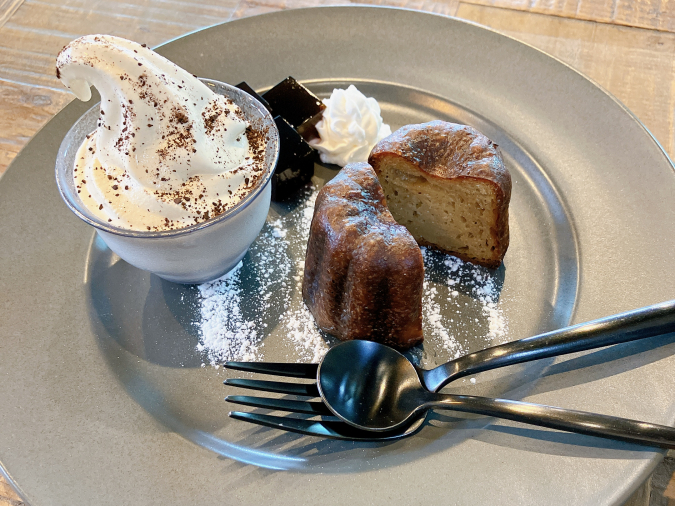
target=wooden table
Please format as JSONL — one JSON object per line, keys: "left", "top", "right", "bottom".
{"left": 0, "top": 0, "right": 674, "bottom": 504}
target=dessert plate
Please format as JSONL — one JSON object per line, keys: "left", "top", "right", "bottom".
{"left": 1, "top": 7, "right": 675, "bottom": 506}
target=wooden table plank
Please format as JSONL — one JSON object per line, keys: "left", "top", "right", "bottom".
{"left": 0, "top": 0, "right": 24, "bottom": 27}
{"left": 462, "top": 0, "right": 675, "bottom": 33}
{"left": 231, "top": 0, "right": 459, "bottom": 19}
{"left": 0, "top": 0, "right": 240, "bottom": 89}
{"left": 0, "top": 79, "right": 70, "bottom": 171}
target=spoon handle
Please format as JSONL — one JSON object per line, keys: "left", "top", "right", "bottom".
{"left": 423, "top": 300, "right": 675, "bottom": 392}
{"left": 429, "top": 394, "right": 675, "bottom": 449}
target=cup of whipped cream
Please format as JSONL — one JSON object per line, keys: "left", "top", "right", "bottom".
{"left": 55, "top": 36, "right": 279, "bottom": 283}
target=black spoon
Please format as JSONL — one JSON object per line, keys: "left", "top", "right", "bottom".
{"left": 316, "top": 301, "right": 675, "bottom": 447}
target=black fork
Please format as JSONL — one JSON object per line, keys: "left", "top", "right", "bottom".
{"left": 224, "top": 362, "right": 425, "bottom": 441}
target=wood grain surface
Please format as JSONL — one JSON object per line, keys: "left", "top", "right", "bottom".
{"left": 1, "top": 0, "right": 674, "bottom": 505}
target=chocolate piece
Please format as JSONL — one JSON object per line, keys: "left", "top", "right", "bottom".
{"left": 235, "top": 81, "right": 271, "bottom": 112}
{"left": 272, "top": 116, "right": 315, "bottom": 201}
{"left": 297, "top": 122, "right": 320, "bottom": 142}
{"left": 263, "top": 77, "right": 325, "bottom": 136}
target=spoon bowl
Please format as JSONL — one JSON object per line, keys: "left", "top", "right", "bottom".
{"left": 318, "top": 340, "right": 430, "bottom": 431}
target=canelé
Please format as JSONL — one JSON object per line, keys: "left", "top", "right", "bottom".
{"left": 369, "top": 121, "right": 511, "bottom": 268}
{"left": 302, "top": 162, "right": 424, "bottom": 349}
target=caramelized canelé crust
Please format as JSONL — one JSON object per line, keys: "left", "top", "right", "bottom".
{"left": 302, "top": 162, "right": 424, "bottom": 349}
{"left": 369, "top": 121, "right": 511, "bottom": 268}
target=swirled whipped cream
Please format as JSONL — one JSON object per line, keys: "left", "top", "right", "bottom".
{"left": 57, "top": 35, "right": 266, "bottom": 231}
{"left": 309, "top": 85, "right": 391, "bottom": 167}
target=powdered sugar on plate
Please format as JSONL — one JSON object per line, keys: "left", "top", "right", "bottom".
{"left": 420, "top": 248, "right": 508, "bottom": 364}
{"left": 197, "top": 186, "right": 328, "bottom": 365}
{"left": 196, "top": 183, "right": 508, "bottom": 368}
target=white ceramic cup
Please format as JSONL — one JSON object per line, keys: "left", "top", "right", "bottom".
{"left": 56, "top": 79, "right": 279, "bottom": 284}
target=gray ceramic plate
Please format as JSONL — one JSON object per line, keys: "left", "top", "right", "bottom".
{"left": 1, "top": 7, "right": 675, "bottom": 506}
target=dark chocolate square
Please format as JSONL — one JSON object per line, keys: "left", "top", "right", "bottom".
{"left": 263, "top": 77, "right": 325, "bottom": 129}
{"left": 235, "top": 81, "right": 271, "bottom": 112}
{"left": 272, "top": 115, "right": 316, "bottom": 201}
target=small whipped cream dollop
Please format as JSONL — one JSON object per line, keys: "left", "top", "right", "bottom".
{"left": 309, "top": 85, "right": 391, "bottom": 167}
{"left": 57, "top": 35, "right": 266, "bottom": 231}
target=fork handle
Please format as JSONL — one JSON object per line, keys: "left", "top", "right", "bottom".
{"left": 429, "top": 394, "right": 675, "bottom": 449}
{"left": 423, "top": 300, "right": 675, "bottom": 392}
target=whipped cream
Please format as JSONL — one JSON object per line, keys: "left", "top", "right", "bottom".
{"left": 57, "top": 35, "right": 266, "bottom": 231}
{"left": 309, "top": 85, "right": 391, "bottom": 167}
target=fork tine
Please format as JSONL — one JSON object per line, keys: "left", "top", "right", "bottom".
{"left": 224, "top": 378, "right": 320, "bottom": 397}
{"left": 225, "top": 361, "right": 318, "bottom": 379}
{"left": 226, "top": 395, "right": 333, "bottom": 416}
{"left": 229, "top": 411, "right": 409, "bottom": 441}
